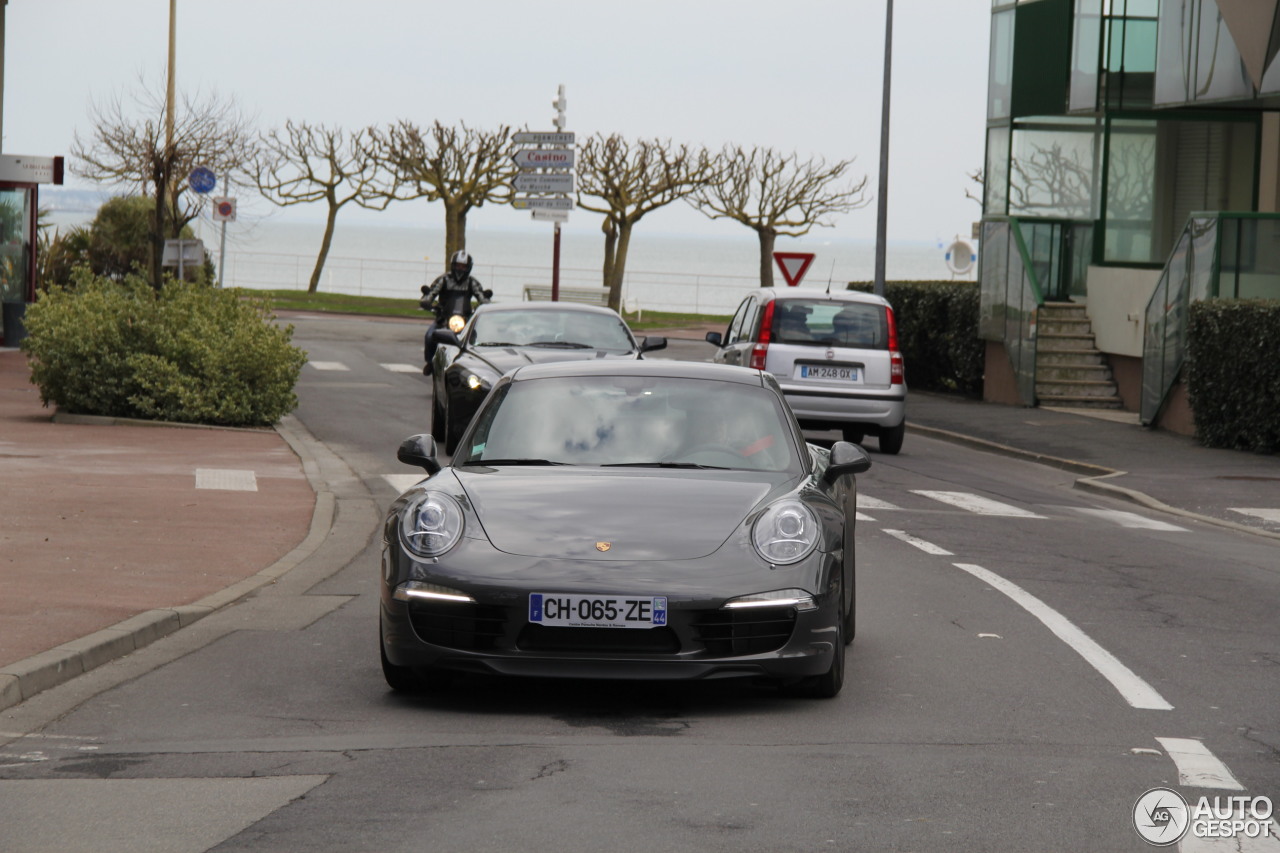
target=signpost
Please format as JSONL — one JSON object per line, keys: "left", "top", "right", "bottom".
{"left": 514, "top": 173, "right": 574, "bottom": 194}
{"left": 513, "top": 197, "right": 573, "bottom": 211}
{"left": 211, "top": 198, "right": 236, "bottom": 287}
{"left": 773, "top": 252, "right": 817, "bottom": 287}
{"left": 512, "top": 85, "right": 577, "bottom": 300}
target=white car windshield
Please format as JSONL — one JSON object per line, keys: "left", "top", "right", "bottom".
{"left": 469, "top": 310, "right": 635, "bottom": 351}
{"left": 457, "top": 375, "right": 797, "bottom": 472}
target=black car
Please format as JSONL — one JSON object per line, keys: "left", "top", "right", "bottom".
{"left": 430, "top": 302, "right": 667, "bottom": 454}
{"left": 381, "top": 360, "right": 872, "bottom": 698}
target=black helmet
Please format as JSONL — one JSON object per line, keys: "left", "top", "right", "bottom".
{"left": 450, "top": 250, "right": 473, "bottom": 280}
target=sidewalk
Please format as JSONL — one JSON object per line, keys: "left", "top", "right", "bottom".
{"left": 2, "top": 340, "right": 1278, "bottom": 712}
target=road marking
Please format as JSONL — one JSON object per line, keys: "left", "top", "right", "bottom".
{"left": 194, "top": 468, "right": 258, "bottom": 491}
{"left": 1154, "top": 738, "right": 1243, "bottom": 790}
{"left": 912, "top": 490, "right": 1047, "bottom": 518}
{"left": 1066, "top": 508, "right": 1189, "bottom": 531}
{"left": 855, "top": 511, "right": 876, "bottom": 522}
{"left": 380, "top": 363, "right": 422, "bottom": 374}
{"left": 383, "top": 474, "right": 425, "bottom": 494}
{"left": 308, "top": 361, "right": 349, "bottom": 371}
{"left": 857, "top": 494, "right": 900, "bottom": 510}
{"left": 1229, "top": 508, "right": 1280, "bottom": 525}
{"left": 883, "top": 529, "right": 954, "bottom": 555}
{"left": 952, "top": 562, "right": 1173, "bottom": 710}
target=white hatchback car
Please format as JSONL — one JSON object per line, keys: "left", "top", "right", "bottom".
{"left": 705, "top": 288, "right": 906, "bottom": 454}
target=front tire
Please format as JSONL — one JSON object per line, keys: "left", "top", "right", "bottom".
{"left": 431, "top": 395, "right": 446, "bottom": 443}
{"left": 841, "top": 426, "right": 865, "bottom": 445}
{"left": 784, "top": 578, "right": 846, "bottom": 699}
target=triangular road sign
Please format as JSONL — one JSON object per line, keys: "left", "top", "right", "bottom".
{"left": 773, "top": 252, "right": 816, "bottom": 287}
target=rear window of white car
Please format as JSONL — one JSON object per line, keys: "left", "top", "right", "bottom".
{"left": 771, "top": 299, "right": 887, "bottom": 349}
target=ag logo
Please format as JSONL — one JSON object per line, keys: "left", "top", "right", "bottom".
{"left": 1133, "top": 787, "right": 1190, "bottom": 846}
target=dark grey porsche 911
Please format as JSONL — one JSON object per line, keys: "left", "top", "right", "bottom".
{"left": 381, "top": 359, "right": 871, "bottom": 698}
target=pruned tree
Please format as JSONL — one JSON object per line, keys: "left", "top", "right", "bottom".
{"left": 576, "top": 134, "right": 716, "bottom": 310}
{"left": 692, "top": 146, "right": 869, "bottom": 287}
{"left": 71, "top": 78, "right": 257, "bottom": 289}
{"left": 255, "top": 121, "right": 391, "bottom": 293}
{"left": 966, "top": 168, "right": 984, "bottom": 207}
{"left": 366, "top": 120, "right": 516, "bottom": 262}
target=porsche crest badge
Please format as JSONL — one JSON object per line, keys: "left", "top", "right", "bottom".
{"left": 595, "top": 542, "right": 612, "bottom": 552}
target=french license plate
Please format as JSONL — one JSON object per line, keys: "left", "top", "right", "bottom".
{"left": 798, "top": 364, "right": 861, "bottom": 382}
{"left": 529, "top": 594, "right": 668, "bottom": 629}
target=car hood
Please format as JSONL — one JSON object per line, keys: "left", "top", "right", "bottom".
{"left": 453, "top": 467, "right": 793, "bottom": 561}
{"left": 465, "top": 346, "right": 638, "bottom": 374}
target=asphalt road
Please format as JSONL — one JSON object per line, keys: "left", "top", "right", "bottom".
{"left": 1, "top": 314, "right": 1276, "bottom": 853}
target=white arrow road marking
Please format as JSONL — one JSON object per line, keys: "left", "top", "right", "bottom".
{"left": 912, "top": 491, "right": 1047, "bottom": 518}
{"left": 1065, "top": 507, "right": 1189, "bottom": 531}
{"left": 952, "top": 562, "right": 1173, "bottom": 710}
{"left": 307, "top": 361, "right": 349, "bottom": 371}
{"left": 883, "top": 529, "right": 954, "bottom": 555}
{"left": 1154, "top": 738, "right": 1244, "bottom": 790}
{"left": 194, "top": 469, "right": 258, "bottom": 491}
{"left": 1229, "top": 508, "right": 1280, "bottom": 524}
{"left": 383, "top": 474, "right": 425, "bottom": 494}
{"left": 380, "top": 363, "right": 423, "bottom": 374}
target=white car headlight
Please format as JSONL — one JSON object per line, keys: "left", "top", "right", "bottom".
{"left": 752, "top": 500, "right": 819, "bottom": 565}
{"left": 400, "top": 491, "right": 465, "bottom": 557}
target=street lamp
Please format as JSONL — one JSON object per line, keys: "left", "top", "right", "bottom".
{"left": 873, "top": 0, "right": 894, "bottom": 298}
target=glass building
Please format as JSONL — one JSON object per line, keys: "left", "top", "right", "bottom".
{"left": 980, "top": 0, "right": 1280, "bottom": 426}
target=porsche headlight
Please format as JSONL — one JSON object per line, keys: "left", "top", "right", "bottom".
{"left": 752, "top": 500, "right": 819, "bottom": 565}
{"left": 465, "top": 372, "right": 486, "bottom": 391}
{"left": 399, "top": 491, "right": 465, "bottom": 557}
{"left": 724, "top": 588, "right": 817, "bottom": 611}
{"left": 447, "top": 314, "right": 467, "bottom": 333}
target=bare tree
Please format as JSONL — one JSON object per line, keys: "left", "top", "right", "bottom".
{"left": 366, "top": 120, "right": 516, "bottom": 262}
{"left": 965, "top": 168, "right": 984, "bottom": 207}
{"left": 1008, "top": 142, "right": 1095, "bottom": 218}
{"left": 576, "top": 134, "right": 716, "bottom": 310}
{"left": 693, "top": 146, "right": 868, "bottom": 287}
{"left": 72, "top": 79, "right": 256, "bottom": 288}
{"left": 255, "top": 121, "right": 391, "bottom": 293}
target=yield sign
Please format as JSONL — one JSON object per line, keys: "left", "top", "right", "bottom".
{"left": 773, "top": 252, "right": 816, "bottom": 287}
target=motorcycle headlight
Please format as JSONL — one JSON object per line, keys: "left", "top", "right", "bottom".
{"left": 752, "top": 500, "right": 819, "bottom": 565}
{"left": 399, "top": 492, "right": 465, "bottom": 558}
{"left": 447, "top": 314, "right": 467, "bottom": 333}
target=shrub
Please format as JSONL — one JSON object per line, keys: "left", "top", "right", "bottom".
{"left": 21, "top": 270, "right": 308, "bottom": 426}
{"left": 1186, "top": 299, "right": 1280, "bottom": 453}
{"left": 849, "top": 280, "right": 983, "bottom": 397}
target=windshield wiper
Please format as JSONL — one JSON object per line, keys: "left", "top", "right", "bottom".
{"left": 467, "top": 458, "right": 568, "bottom": 466}
{"left": 527, "top": 341, "right": 595, "bottom": 349}
{"left": 601, "top": 461, "right": 730, "bottom": 470}
{"left": 474, "top": 341, "right": 523, "bottom": 347}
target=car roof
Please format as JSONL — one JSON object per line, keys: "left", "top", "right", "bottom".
{"left": 756, "top": 287, "right": 889, "bottom": 307}
{"left": 474, "top": 302, "right": 624, "bottom": 317}
{"left": 508, "top": 358, "right": 769, "bottom": 386}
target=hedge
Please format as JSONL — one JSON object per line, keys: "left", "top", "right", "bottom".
{"left": 1186, "top": 299, "right": 1280, "bottom": 453}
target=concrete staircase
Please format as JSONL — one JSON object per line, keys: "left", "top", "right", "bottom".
{"left": 1035, "top": 302, "right": 1124, "bottom": 409}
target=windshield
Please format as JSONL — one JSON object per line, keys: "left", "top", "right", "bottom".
{"left": 772, "top": 299, "right": 888, "bottom": 348}
{"left": 469, "top": 309, "right": 636, "bottom": 351}
{"left": 456, "top": 375, "right": 798, "bottom": 472}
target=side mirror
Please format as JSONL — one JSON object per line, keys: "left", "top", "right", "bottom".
{"left": 397, "top": 434, "right": 442, "bottom": 475}
{"left": 640, "top": 336, "right": 667, "bottom": 353}
{"left": 704, "top": 331, "right": 723, "bottom": 347}
{"left": 432, "top": 328, "right": 462, "bottom": 348}
{"left": 822, "top": 440, "right": 871, "bottom": 484}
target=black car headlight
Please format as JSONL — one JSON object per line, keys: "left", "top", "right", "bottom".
{"left": 723, "top": 588, "right": 817, "bottom": 611}
{"left": 399, "top": 491, "right": 465, "bottom": 558}
{"left": 752, "top": 500, "right": 819, "bottom": 565}
{"left": 464, "top": 371, "right": 490, "bottom": 392}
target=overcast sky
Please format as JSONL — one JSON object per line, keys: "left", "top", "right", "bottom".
{"left": 4, "top": 0, "right": 991, "bottom": 245}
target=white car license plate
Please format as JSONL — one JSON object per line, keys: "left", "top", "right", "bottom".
{"left": 798, "top": 364, "right": 861, "bottom": 382}
{"left": 529, "top": 594, "right": 668, "bottom": 629}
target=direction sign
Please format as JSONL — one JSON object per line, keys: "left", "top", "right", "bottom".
{"left": 512, "top": 148, "right": 574, "bottom": 169}
{"left": 513, "top": 131, "right": 575, "bottom": 145}
{"left": 513, "top": 197, "right": 573, "bottom": 211}
{"left": 773, "top": 252, "right": 816, "bottom": 287}
{"left": 189, "top": 167, "right": 216, "bottom": 194}
{"left": 531, "top": 209, "right": 569, "bottom": 223}
{"left": 514, "top": 173, "right": 574, "bottom": 193}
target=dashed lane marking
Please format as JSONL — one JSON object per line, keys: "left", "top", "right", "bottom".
{"left": 307, "top": 361, "right": 349, "bottom": 371}
{"left": 1155, "top": 737, "right": 1243, "bottom": 790}
{"left": 380, "top": 363, "right": 422, "bottom": 374}
{"left": 195, "top": 468, "right": 258, "bottom": 491}
{"left": 912, "top": 490, "right": 1048, "bottom": 518}
{"left": 857, "top": 494, "right": 900, "bottom": 510}
{"left": 1064, "top": 507, "right": 1189, "bottom": 532}
{"left": 883, "top": 529, "right": 954, "bottom": 555}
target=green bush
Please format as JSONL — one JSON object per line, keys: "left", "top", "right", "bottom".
{"left": 21, "top": 270, "right": 308, "bottom": 427}
{"left": 848, "top": 280, "right": 983, "bottom": 397}
{"left": 1186, "top": 299, "right": 1280, "bottom": 453}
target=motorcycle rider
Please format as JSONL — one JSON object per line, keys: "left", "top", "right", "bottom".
{"left": 420, "top": 249, "right": 489, "bottom": 372}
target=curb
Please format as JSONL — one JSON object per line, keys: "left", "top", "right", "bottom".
{"left": 0, "top": 414, "right": 335, "bottom": 713}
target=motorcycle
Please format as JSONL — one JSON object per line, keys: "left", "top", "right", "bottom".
{"left": 423, "top": 287, "right": 493, "bottom": 374}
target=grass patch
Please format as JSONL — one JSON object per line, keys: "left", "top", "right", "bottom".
{"left": 252, "top": 289, "right": 730, "bottom": 330}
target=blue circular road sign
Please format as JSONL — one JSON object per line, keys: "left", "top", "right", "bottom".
{"left": 189, "top": 167, "right": 217, "bottom": 194}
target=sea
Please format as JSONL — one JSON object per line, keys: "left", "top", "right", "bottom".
{"left": 48, "top": 204, "right": 973, "bottom": 317}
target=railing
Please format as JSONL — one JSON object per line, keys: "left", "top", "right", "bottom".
{"left": 218, "top": 250, "right": 761, "bottom": 316}
{"left": 1140, "top": 212, "right": 1280, "bottom": 425}
{"left": 979, "top": 217, "right": 1047, "bottom": 405}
